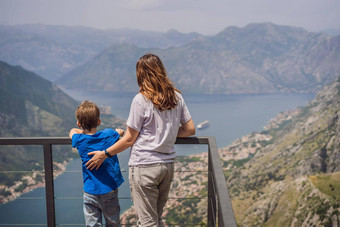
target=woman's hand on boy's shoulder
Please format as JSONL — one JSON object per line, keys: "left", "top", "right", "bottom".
{"left": 115, "top": 128, "right": 125, "bottom": 137}
{"left": 86, "top": 150, "right": 107, "bottom": 170}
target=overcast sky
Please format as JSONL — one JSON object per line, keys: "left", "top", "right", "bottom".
{"left": 0, "top": 0, "right": 339, "bottom": 35}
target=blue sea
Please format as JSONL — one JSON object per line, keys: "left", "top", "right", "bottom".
{"left": 0, "top": 91, "right": 314, "bottom": 226}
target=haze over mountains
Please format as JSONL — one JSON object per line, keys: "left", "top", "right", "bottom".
{"left": 1, "top": 22, "right": 339, "bottom": 94}
{"left": 57, "top": 23, "right": 340, "bottom": 94}
{"left": 0, "top": 24, "right": 203, "bottom": 81}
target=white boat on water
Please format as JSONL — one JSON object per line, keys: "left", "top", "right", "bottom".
{"left": 197, "top": 120, "right": 209, "bottom": 129}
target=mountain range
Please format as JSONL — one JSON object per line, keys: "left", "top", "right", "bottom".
{"left": 0, "top": 24, "right": 203, "bottom": 81}
{"left": 1, "top": 23, "right": 339, "bottom": 94}
{"left": 56, "top": 22, "right": 340, "bottom": 94}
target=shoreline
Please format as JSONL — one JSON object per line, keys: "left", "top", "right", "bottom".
{"left": 0, "top": 160, "right": 69, "bottom": 204}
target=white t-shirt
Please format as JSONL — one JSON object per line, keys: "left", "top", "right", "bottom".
{"left": 126, "top": 92, "right": 192, "bottom": 166}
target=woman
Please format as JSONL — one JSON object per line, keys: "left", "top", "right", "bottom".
{"left": 86, "top": 53, "right": 195, "bottom": 226}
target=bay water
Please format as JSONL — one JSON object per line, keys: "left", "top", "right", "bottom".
{"left": 0, "top": 91, "right": 314, "bottom": 226}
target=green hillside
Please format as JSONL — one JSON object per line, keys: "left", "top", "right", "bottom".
{"left": 0, "top": 61, "right": 78, "bottom": 136}
{"left": 225, "top": 77, "right": 340, "bottom": 226}
{"left": 0, "top": 61, "right": 125, "bottom": 203}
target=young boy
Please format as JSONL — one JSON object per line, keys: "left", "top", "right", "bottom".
{"left": 69, "top": 100, "right": 124, "bottom": 227}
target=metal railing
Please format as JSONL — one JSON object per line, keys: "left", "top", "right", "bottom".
{"left": 0, "top": 136, "right": 236, "bottom": 227}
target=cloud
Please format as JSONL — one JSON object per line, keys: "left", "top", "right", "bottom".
{"left": 126, "top": 0, "right": 161, "bottom": 10}
{"left": 0, "top": 0, "right": 339, "bottom": 34}
{"left": 125, "top": 0, "right": 207, "bottom": 12}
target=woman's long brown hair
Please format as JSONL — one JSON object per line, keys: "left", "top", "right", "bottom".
{"left": 136, "top": 53, "right": 180, "bottom": 111}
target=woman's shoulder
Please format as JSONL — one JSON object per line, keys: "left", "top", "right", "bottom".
{"left": 133, "top": 93, "right": 149, "bottom": 104}
{"left": 134, "top": 92, "right": 144, "bottom": 99}
{"left": 175, "top": 91, "right": 185, "bottom": 103}
{"left": 175, "top": 91, "right": 183, "bottom": 99}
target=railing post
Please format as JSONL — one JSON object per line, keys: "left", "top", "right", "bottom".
{"left": 43, "top": 144, "right": 56, "bottom": 227}
{"left": 208, "top": 137, "right": 237, "bottom": 227}
{"left": 208, "top": 146, "right": 217, "bottom": 226}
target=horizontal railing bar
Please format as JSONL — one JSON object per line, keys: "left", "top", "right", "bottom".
{"left": 0, "top": 170, "right": 208, "bottom": 174}
{"left": 0, "top": 136, "right": 209, "bottom": 145}
{"left": 55, "top": 225, "right": 87, "bottom": 227}
{"left": 175, "top": 171, "right": 208, "bottom": 173}
{"left": 167, "top": 198, "right": 207, "bottom": 200}
{"left": 10, "top": 196, "right": 208, "bottom": 201}
{"left": 0, "top": 224, "right": 209, "bottom": 226}
{"left": 0, "top": 225, "right": 48, "bottom": 226}
{"left": 175, "top": 136, "right": 209, "bottom": 144}
{"left": 8, "top": 197, "right": 46, "bottom": 199}
{"left": 0, "top": 137, "right": 71, "bottom": 145}
{"left": 55, "top": 225, "right": 86, "bottom": 226}
{"left": 51, "top": 224, "right": 208, "bottom": 226}
{"left": 53, "top": 197, "right": 207, "bottom": 200}
{"left": 158, "top": 224, "right": 207, "bottom": 226}
{"left": 0, "top": 170, "right": 208, "bottom": 173}
{"left": 121, "top": 224, "right": 208, "bottom": 226}
{"left": 0, "top": 171, "right": 44, "bottom": 173}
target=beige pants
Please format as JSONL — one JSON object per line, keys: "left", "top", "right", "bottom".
{"left": 129, "top": 162, "right": 174, "bottom": 227}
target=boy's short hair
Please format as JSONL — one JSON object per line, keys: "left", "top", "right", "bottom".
{"left": 75, "top": 100, "right": 100, "bottom": 131}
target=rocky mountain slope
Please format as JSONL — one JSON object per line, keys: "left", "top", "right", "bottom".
{"left": 224, "top": 77, "right": 340, "bottom": 226}
{"left": 121, "top": 77, "right": 340, "bottom": 226}
{"left": 57, "top": 23, "right": 340, "bottom": 94}
{"left": 0, "top": 61, "right": 125, "bottom": 203}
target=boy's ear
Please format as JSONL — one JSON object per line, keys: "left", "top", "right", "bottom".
{"left": 98, "top": 118, "right": 101, "bottom": 126}
{"left": 77, "top": 121, "right": 81, "bottom": 128}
